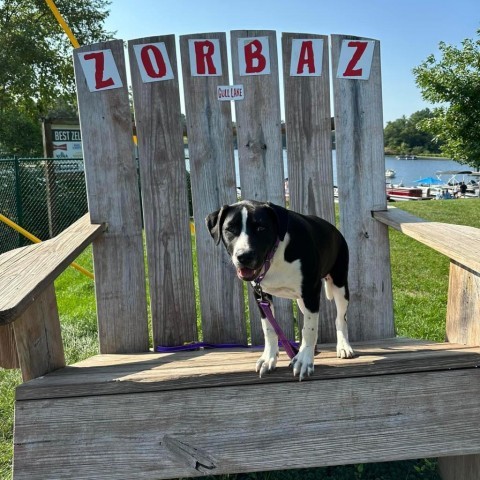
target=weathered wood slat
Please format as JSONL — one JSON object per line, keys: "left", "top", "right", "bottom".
{"left": 231, "top": 30, "right": 293, "bottom": 344}
{"left": 373, "top": 207, "right": 480, "bottom": 272}
{"left": 15, "top": 339, "right": 480, "bottom": 400}
{"left": 331, "top": 34, "right": 394, "bottom": 341}
{"left": 180, "top": 32, "right": 246, "bottom": 345}
{"left": 13, "top": 284, "right": 65, "bottom": 381}
{"left": 0, "top": 324, "right": 18, "bottom": 369}
{"left": 128, "top": 35, "right": 197, "bottom": 346}
{"left": 446, "top": 260, "right": 480, "bottom": 344}
{"left": 73, "top": 40, "right": 149, "bottom": 353}
{"left": 282, "top": 32, "right": 337, "bottom": 342}
{"left": 14, "top": 368, "right": 480, "bottom": 479}
{"left": 0, "top": 213, "right": 104, "bottom": 326}
{"left": 439, "top": 454, "right": 480, "bottom": 480}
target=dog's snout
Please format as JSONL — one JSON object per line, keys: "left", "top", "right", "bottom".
{"left": 236, "top": 249, "right": 256, "bottom": 266}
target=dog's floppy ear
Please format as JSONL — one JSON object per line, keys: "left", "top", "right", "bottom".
{"left": 205, "top": 205, "right": 229, "bottom": 245}
{"left": 266, "top": 202, "right": 289, "bottom": 241}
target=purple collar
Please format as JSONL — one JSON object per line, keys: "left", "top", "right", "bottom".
{"left": 254, "top": 238, "right": 280, "bottom": 283}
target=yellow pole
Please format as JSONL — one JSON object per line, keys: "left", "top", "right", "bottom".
{"left": 0, "top": 214, "right": 94, "bottom": 280}
{"left": 35, "top": 2, "right": 93, "bottom": 278}
{"left": 44, "top": 0, "right": 80, "bottom": 49}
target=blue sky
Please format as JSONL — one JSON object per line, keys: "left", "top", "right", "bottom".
{"left": 104, "top": 0, "right": 479, "bottom": 123}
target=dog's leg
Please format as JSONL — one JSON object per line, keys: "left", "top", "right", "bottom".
{"left": 254, "top": 292, "right": 279, "bottom": 377}
{"left": 328, "top": 280, "right": 355, "bottom": 359}
{"left": 292, "top": 299, "right": 318, "bottom": 381}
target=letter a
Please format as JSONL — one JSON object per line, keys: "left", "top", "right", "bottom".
{"left": 296, "top": 41, "right": 315, "bottom": 74}
{"left": 289, "top": 38, "right": 323, "bottom": 77}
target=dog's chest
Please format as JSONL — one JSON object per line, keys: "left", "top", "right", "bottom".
{"left": 258, "top": 256, "right": 303, "bottom": 300}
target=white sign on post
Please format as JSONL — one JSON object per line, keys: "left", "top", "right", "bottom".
{"left": 133, "top": 42, "right": 174, "bottom": 82}
{"left": 290, "top": 39, "right": 324, "bottom": 76}
{"left": 217, "top": 85, "right": 244, "bottom": 101}
{"left": 77, "top": 49, "right": 123, "bottom": 92}
{"left": 336, "top": 40, "right": 375, "bottom": 80}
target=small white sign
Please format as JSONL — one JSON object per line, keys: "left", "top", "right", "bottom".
{"left": 188, "top": 39, "right": 222, "bottom": 76}
{"left": 337, "top": 40, "right": 375, "bottom": 80}
{"left": 77, "top": 49, "right": 123, "bottom": 92}
{"left": 217, "top": 85, "right": 244, "bottom": 101}
{"left": 133, "top": 42, "right": 174, "bottom": 82}
{"left": 237, "top": 37, "right": 271, "bottom": 76}
{"left": 290, "top": 39, "right": 323, "bottom": 76}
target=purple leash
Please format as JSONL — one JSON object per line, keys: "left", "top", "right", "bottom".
{"left": 256, "top": 296, "right": 299, "bottom": 359}
{"left": 254, "top": 239, "right": 299, "bottom": 360}
{"left": 156, "top": 239, "right": 299, "bottom": 358}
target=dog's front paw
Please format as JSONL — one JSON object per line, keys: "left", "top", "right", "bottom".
{"left": 256, "top": 348, "right": 279, "bottom": 377}
{"left": 336, "top": 338, "right": 355, "bottom": 359}
{"left": 290, "top": 346, "right": 315, "bottom": 381}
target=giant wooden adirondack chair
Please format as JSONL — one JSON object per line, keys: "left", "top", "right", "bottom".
{"left": 1, "top": 32, "right": 480, "bottom": 479}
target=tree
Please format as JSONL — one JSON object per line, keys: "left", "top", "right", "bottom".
{"left": 0, "top": 0, "right": 113, "bottom": 155}
{"left": 383, "top": 109, "right": 441, "bottom": 155}
{"left": 413, "top": 30, "right": 480, "bottom": 169}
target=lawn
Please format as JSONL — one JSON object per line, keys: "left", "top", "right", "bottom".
{"left": 1, "top": 199, "right": 479, "bottom": 480}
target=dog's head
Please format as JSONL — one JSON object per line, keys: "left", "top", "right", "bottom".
{"left": 206, "top": 200, "right": 288, "bottom": 281}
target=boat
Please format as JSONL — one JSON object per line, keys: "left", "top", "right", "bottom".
{"left": 385, "top": 168, "right": 396, "bottom": 178}
{"left": 431, "top": 170, "right": 479, "bottom": 198}
{"left": 386, "top": 186, "right": 424, "bottom": 201}
{"left": 395, "top": 155, "right": 417, "bottom": 160}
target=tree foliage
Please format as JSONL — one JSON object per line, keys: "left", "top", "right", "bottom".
{"left": 413, "top": 30, "right": 480, "bottom": 169}
{"left": 0, "top": 0, "right": 113, "bottom": 155}
{"left": 384, "top": 109, "right": 442, "bottom": 155}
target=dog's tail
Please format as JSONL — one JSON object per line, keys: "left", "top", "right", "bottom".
{"left": 323, "top": 275, "right": 334, "bottom": 301}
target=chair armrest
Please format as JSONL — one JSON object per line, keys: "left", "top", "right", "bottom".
{"left": 0, "top": 213, "right": 106, "bottom": 326}
{"left": 373, "top": 207, "right": 480, "bottom": 273}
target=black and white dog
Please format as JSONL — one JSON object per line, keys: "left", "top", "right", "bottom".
{"left": 206, "top": 200, "right": 354, "bottom": 381}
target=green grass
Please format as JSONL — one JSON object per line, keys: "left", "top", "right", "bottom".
{"left": 1, "top": 199, "right": 479, "bottom": 479}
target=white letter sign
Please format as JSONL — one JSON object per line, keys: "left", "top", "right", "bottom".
{"left": 337, "top": 40, "right": 375, "bottom": 80}
{"left": 290, "top": 39, "right": 323, "bottom": 76}
{"left": 133, "top": 42, "right": 174, "bottom": 83}
{"left": 77, "top": 49, "right": 123, "bottom": 92}
{"left": 188, "top": 39, "right": 222, "bottom": 76}
{"left": 238, "top": 37, "right": 270, "bottom": 76}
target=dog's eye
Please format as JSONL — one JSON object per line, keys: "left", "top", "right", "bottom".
{"left": 225, "top": 225, "right": 238, "bottom": 234}
{"left": 256, "top": 225, "right": 266, "bottom": 232}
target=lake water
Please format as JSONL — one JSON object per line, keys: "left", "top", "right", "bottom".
{"left": 186, "top": 149, "right": 471, "bottom": 188}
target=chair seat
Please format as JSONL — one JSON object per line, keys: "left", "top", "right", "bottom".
{"left": 14, "top": 338, "right": 480, "bottom": 479}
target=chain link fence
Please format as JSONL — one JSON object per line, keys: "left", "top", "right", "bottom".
{"left": 0, "top": 158, "right": 88, "bottom": 254}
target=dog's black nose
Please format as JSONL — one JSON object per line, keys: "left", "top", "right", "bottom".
{"left": 236, "top": 249, "right": 256, "bottom": 267}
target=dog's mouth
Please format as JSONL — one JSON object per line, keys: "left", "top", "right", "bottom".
{"left": 236, "top": 267, "right": 260, "bottom": 281}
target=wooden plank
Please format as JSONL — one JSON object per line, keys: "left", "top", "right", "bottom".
{"left": 13, "top": 284, "right": 65, "bottom": 381}
{"left": 73, "top": 40, "right": 149, "bottom": 353}
{"left": 0, "top": 324, "right": 18, "bottom": 369}
{"left": 231, "top": 30, "right": 293, "bottom": 344}
{"left": 282, "top": 32, "right": 336, "bottom": 342}
{"left": 128, "top": 35, "right": 197, "bottom": 347}
{"left": 439, "top": 454, "right": 480, "bottom": 480}
{"left": 0, "top": 213, "right": 104, "bottom": 326}
{"left": 180, "top": 32, "right": 246, "bottom": 344}
{"left": 446, "top": 261, "right": 480, "bottom": 345}
{"left": 331, "top": 35, "right": 394, "bottom": 341}
{"left": 373, "top": 207, "right": 480, "bottom": 272}
{"left": 441, "top": 260, "right": 480, "bottom": 479}
{"left": 13, "top": 369, "right": 480, "bottom": 479}
{"left": 15, "top": 339, "right": 480, "bottom": 400}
